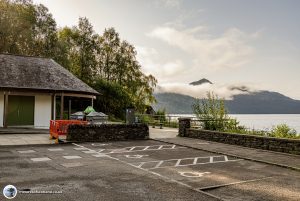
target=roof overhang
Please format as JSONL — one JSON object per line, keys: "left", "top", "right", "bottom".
{"left": 0, "top": 87, "right": 99, "bottom": 99}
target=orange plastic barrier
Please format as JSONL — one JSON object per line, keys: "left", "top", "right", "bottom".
{"left": 50, "top": 120, "right": 88, "bottom": 140}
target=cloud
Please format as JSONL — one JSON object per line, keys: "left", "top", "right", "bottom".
{"left": 156, "top": 82, "right": 259, "bottom": 100}
{"left": 156, "top": 0, "right": 182, "bottom": 9}
{"left": 147, "top": 26, "right": 257, "bottom": 72}
{"left": 136, "top": 46, "right": 185, "bottom": 81}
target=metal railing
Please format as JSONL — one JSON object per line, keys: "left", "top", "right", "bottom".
{"left": 190, "top": 118, "right": 238, "bottom": 130}
{"left": 135, "top": 114, "right": 196, "bottom": 128}
{"left": 135, "top": 114, "right": 239, "bottom": 130}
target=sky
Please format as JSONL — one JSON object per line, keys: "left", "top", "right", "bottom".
{"left": 33, "top": 0, "right": 300, "bottom": 99}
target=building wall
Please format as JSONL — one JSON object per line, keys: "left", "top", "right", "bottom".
{"left": 0, "top": 92, "right": 3, "bottom": 127}
{"left": 34, "top": 95, "right": 52, "bottom": 128}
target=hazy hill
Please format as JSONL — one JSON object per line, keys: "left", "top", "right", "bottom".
{"left": 153, "top": 91, "right": 300, "bottom": 114}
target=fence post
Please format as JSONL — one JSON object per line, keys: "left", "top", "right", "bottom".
{"left": 178, "top": 118, "right": 191, "bottom": 137}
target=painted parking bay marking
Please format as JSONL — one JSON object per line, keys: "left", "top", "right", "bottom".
{"left": 73, "top": 143, "right": 183, "bottom": 155}
{"left": 48, "top": 148, "right": 64, "bottom": 152}
{"left": 18, "top": 150, "right": 36, "bottom": 154}
{"left": 63, "top": 155, "right": 82, "bottom": 159}
{"left": 31, "top": 157, "right": 51, "bottom": 162}
{"left": 131, "top": 155, "right": 243, "bottom": 170}
{"left": 106, "top": 144, "right": 185, "bottom": 154}
{"left": 125, "top": 154, "right": 149, "bottom": 159}
{"left": 91, "top": 143, "right": 109, "bottom": 147}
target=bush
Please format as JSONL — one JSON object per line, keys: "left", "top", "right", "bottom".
{"left": 192, "top": 92, "right": 237, "bottom": 131}
{"left": 139, "top": 115, "right": 154, "bottom": 124}
{"left": 270, "top": 124, "right": 298, "bottom": 138}
{"left": 92, "top": 79, "right": 133, "bottom": 120}
{"left": 224, "top": 124, "right": 299, "bottom": 139}
{"left": 155, "top": 108, "right": 166, "bottom": 122}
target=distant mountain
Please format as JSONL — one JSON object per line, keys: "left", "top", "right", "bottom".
{"left": 189, "top": 78, "right": 212, "bottom": 86}
{"left": 153, "top": 91, "right": 300, "bottom": 114}
{"left": 153, "top": 93, "right": 196, "bottom": 114}
{"left": 226, "top": 91, "right": 300, "bottom": 114}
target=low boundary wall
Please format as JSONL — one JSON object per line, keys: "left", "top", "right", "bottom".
{"left": 67, "top": 124, "right": 149, "bottom": 142}
{"left": 178, "top": 118, "right": 300, "bottom": 155}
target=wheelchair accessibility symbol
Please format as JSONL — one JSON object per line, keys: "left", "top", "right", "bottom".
{"left": 179, "top": 171, "right": 210, "bottom": 178}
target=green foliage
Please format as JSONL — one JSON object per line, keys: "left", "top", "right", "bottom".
{"left": 0, "top": 0, "right": 157, "bottom": 117}
{"left": 168, "top": 120, "right": 179, "bottom": 128}
{"left": 192, "top": 92, "right": 237, "bottom": 131}
{"left": 269, "top": 124, "right": 298, "bottom": 138}
{"left": 55, "top": 17, "right": 98, "bottom": 84}
{"left": 155, "top": 108, "right": 166, "bottom": 122}
{"left": 94, "top": 28, "right": 157, "bottom": 113}
{"left": 224, "top": 124, "right": 299, "bottom": 139}
{"left": 138, "top": 115, "right": 154, "bottom": 124}
{"left": 92, "top": 78, "right": 133, "bottom": 119}
{"left": 0, "top": 0, "right": 57, "bottom": 56}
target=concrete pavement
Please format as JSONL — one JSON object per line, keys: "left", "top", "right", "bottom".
{"left": 0, "top": 134, "right": 55, "bottom": 146}
{"left": 149, "top": 127, "right": 178, "bottom": 138}
{"left": 1, "top": 140, "right": 299, "bottom": 201}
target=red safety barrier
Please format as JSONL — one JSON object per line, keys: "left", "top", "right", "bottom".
{"left": 50, "top": 120, "right": 88, "bottom": 142}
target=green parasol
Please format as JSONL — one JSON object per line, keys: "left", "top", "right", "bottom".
{"left": 84, "top": 106, "right": 95, "bottom": 114}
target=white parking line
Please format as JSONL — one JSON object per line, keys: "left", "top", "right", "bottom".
{"left": 93, "top": 154, "right": 109, "bottom": 158}
{"left": 63, "top": 156, "right": 82, "bottom": 159}
{"left": 72, "top": 143, "right": 185, "bottom": 155}
{"left": 70, "top": 143, "right": 227, "bottom": 200}
{"left": 131, "top": 156, "right": 243, "bottom": 170}
{"left": 48, "top": 148, "right": 64, "bottom": 152}
{"left": 125, "top": 155, "right": 148, "bottom": 159}
{"left": 61, "top": 162, "right": 84, "bottom": 168}
{"left": 108, "top": 145, "right": 185, "bottom": 154}
{"left": 224, "top": 156, "right": 229, "bottom": 162}
{"left": 31, "top": 157, "right": 51, "bottom": 162}
{"left": 91, "top": 143, "right": 109, "bottom": 146}
{"left": 18, "top": 150, "right": 36, "bottom": 154}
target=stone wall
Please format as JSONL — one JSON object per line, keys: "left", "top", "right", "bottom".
{"left": 67, "top": 124, "right": 149, "bottom": 142}
{"left": 178, "top": 119, "right": 300, "bottom": 155}
{"left": 178, "top": 118, "right": 191, "bottom": 137}
{"left": 187, "top": 129, "right": 300, "bottom": 154}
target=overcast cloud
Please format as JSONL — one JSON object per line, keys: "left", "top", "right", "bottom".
{"left": 33, "top": 0, "right": 300, "bottom": 99}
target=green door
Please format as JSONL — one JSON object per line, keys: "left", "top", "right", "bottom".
{"left": 7, "top": 96, "right": 34, "bottom": 126}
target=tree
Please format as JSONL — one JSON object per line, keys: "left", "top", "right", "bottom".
{"left": 56, "top": 18, "right": 98, "bottom": 84}
{"left": 96, "top": 28, "right": 120, "bottom": 81}
{"left": 0, "top": 0, "right": 58, "bottom": 56}
{"left": 32, "top": 3, "right": 58, "bottom": 57}
{"left": 0, "top": 1, "right": 157, "bottom": 118}
{"left": 92, "top": 79, "right": 133, "bottom": 119}
{"left": 95, "top": 28, "right": 157, "bottom": 113}
{"left": 0, "top": 0, "right": 36, "bottom": 54}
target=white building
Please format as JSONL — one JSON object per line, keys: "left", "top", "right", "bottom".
{"left": 0, "top": 54, "right": 99, "bottom": 128}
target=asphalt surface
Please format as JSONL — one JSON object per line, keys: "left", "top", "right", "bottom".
{"left": 1, "top": 140, "right": 299, "bottom": 201}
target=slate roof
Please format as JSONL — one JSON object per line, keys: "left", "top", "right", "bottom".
{"left": 0, "top": 54, "right": 99, "bottom": 95}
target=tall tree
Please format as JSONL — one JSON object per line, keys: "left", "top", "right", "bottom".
{"left": 32, "top": 3, "right": 57, "bottom": 57}
{"left": 0, "top": 1, "right": 157, "bottom": 117}
{"left": 96, "top": 28, "right": 120, "bottom": 81}
{"left": 0, "top": 0, "right": 36, "bottom": 54}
